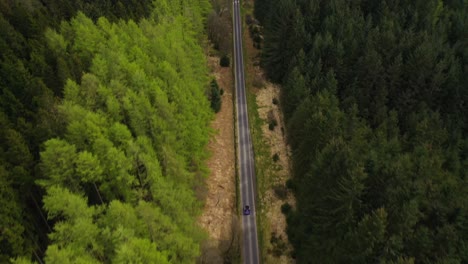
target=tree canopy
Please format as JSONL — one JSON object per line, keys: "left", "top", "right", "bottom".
{"left": 256, "top": 0, "right": 467, "bottom": 262}
{"left": 1, "top": 0, "right": 214, "bottom": 262}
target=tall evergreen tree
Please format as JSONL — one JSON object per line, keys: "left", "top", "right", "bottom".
{"left": 257, "top": 0, "right": 468, "bottom": 262}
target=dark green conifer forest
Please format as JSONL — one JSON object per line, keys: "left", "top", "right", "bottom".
{"left": 255, "top": 0, "right": 467, "bottom": 263}
{"left": 1, "top": 0, "right": 214, "bottom": 262}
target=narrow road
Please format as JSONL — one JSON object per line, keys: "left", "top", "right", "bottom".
{"left": 232, "top": 0, "right": 260, "bottom": 263}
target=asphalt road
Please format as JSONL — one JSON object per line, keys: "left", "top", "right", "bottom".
{"left": 232, "top": 0, "right": 260, "bottom": 263}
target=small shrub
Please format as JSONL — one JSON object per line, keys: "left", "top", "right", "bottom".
{"left": 267, "top": 110, "right": 275, "bottom": 120}
{"left": 210, "top": 79, "right": 219, "bottom": 89}
{"left": 246, "top": 14, "right": 254, "bottom": 25}
{"left": 220, "top": 55, "right": 230, "bottom": 67}
{"left": 273, "top": 184, "right": 287, "bottom": 200}
{"left": 269, "top": 232, "right": 287, "bottom": 257}
{"left": 270, "top": 232, "right": 279, "bottom": 244}
{"left": 250, "top": 25, "right": 260, "bottom": 34}
{"left": 252, "top": 75, "right": 264, "bottom": 88}
{"left": 268, "top": 119, "right": 278, "bottom": 130}
{"left": 253, "top": 42, "right": 262, "bottom": 49}
{"left": 211, "top": 93, "right": 221, "bottom": 113}
{"left": 281, "top": 203, "right": 292, "bottom": 215}
{"left": 285, "top": 179, "right": 295, "bottom": 190}
{"left": 272, "top": 98, "right": 279, "bottom": 105}
{"left": 272, "top": 153, "right": 279, "bottom": 162}
{"left": 210, "top": 79, "right": 222, "bottom": 113}
{"left": 253, "top": 33, "right": 263, "bottom": 43}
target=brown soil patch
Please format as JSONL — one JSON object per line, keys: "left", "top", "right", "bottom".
{"left": 198, "top": 55, "right": 237, "bottom": 262}
{"left": 243, "top": 5, "right": 296, "bottom": 263}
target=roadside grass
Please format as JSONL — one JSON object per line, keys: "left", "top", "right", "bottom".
{"left": 246, "top": 91, "right": 271, "bottom": 262}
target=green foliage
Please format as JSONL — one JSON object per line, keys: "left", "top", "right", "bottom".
{"left": 272, "top": 153, "right": 279, "bottom": 162}
{"left": 269, "top": 232, "right": 288, "bottom": 257}
{"left": 210, "top": 79, "right": 222, "bottom": 113}
{"left": 39, "top": 6, "right": 212, "bottom": 263}
{"left": 1, "top": 0, "right": 214, "bottom": 262}
{"left": 0, "top": 0, "right": 158, "bottom": 261}
{"left": 38, "top": 139, "right": 79, "bottom": 189}
{"left": 220, "top": 55, "right": 230, "bottom": 67}
{"left": 257, "top": 0, "right": 468, "bottom": 262}
{"left": 261, "top": 0, "right": 305, "bottom": 82}
{"left": 249, "top": 23, "right": 264, "bottom": 49}
{"left": 0, "top": 166, "right": 28, "bottom": 262}
{"left": 254, "top": 0, "right": 270, "bottom": 24}
{"left": 268, "top": 119, "right": 278, "bottom": 131}
{"left": 43, "top": 186, "right": 101, "bottom": 261}
{"left": 10, "top": 257, "right": 35, "bottom": 264}
{"left": 280, "top": 203, "right": 292, "bottom": 215}
{"left": 273, "top": 184, "right": 287, "bottom": 200}
{"left": 285, "top": 179, "right": 295, "bottom": 190}
{"left": 113, "top": 237, "right": 170, "bottom": 264}
{"left": 36, "top": 4, "right": 212, "bottom": 262}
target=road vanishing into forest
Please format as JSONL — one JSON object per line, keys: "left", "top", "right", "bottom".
{"left": 233, "top": 0, "right": 260, "bottom": 263}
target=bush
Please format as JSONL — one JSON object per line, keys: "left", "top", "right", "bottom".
{"left": 211, "top": 79, "right": 219, "bottom": 89}
{"left": 220, "top": 55, "right": 230, "bottom": 67}
{"left": 285, "top": 179, "right": 295, "bottom": 190}
{"left": 272, "top": 98, "right": 279, "bottom": 105}
{"left": 273, "top": 184, "right": 287, "bottom": 200}
{"left": 246, "top": 14, "right": 254, "bottom": 25}
{"left": 269, "top": 232, "right": 287, "bottom": 257}
{"left": 281, "top": 203, "right": 292, "bottom": 215}
{"left": 252, "top": 74, "right": 264, "bottom": 88}
{"left": 272, "top": 153, "right": 279, "bottom": 162}
{"left": 253, "top": 42, "right": 262, "bottom": 49}
{"left": 268, "top": 119, "right": 278, "bottom": 130}
{"left": 253, "top": 34, "right": 263, "bottom": 43}
{"left": 210, "top": 79, "right": 222, "bottom": 113}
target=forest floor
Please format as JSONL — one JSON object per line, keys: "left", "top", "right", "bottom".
{"left": 242, "top": 1, "right": 296, "bottom": 263}
{"left": 198, "top": 54, "right": 239, "bottom": 263}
